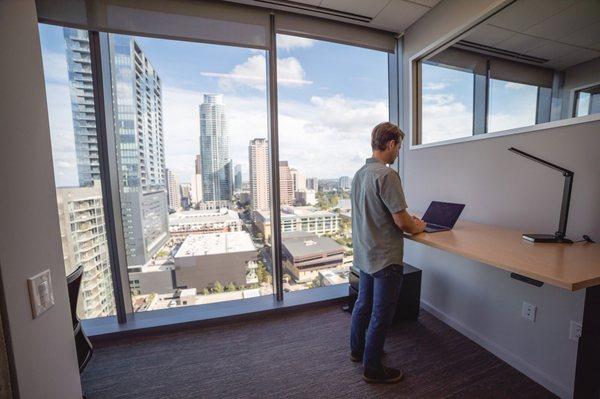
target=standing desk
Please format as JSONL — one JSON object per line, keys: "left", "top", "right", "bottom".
{"left": 405, "top": 219, "right": 600, "bottom": 398}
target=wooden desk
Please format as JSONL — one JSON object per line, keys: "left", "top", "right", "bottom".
{"left": 405, "top": 219, "right": 600, "bottom": 291}
{"left": 405, "top": 218, "right": 600, "bottom": 398}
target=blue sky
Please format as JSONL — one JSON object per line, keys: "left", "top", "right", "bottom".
{"left": 39, "top": 24, "right": 389, "bottom": 186}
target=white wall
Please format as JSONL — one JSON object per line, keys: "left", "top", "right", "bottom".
{"left": 400, "top": 1, "right": 598, "bottom": 397}
{"left": 0, "top": 1, "right": 83, "bottom": 398}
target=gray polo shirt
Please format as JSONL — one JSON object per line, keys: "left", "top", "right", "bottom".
{"left": 351, "top": 157, "right": 408, "bottom": 275}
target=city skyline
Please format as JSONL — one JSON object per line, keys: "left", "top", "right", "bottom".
{"left": 40, "top": 26, "right": 389, "bottom": 188}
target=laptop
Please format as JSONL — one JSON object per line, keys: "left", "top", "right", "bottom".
{"left": 422, "top": 201, "right": 465, "bottom": 233}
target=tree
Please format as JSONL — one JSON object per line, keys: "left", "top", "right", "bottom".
{"left": 226, "top": 282, "right": 236, "bottom": 292}
{"left": 202, "top": 288, "right": 210, "bottom": 295}
{"left": 213, "top": 281, "right": 224, "bottom": 293}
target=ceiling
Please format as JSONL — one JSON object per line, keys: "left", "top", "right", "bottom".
{"left": 225, "top": 0, "right": 442, "bottom": 33}
{"left": 465, "top": 0, "right": 600, "bottom": 70}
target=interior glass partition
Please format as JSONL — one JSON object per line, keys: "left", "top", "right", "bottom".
{"left": 275, "top": 34, "right": 389, "bottom": 292}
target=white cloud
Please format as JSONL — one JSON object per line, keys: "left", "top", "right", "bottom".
{"left": 504, "top": 81, "right": 525, "bottom": 90}
{"left": 40, "top": 51, "right": 69, "bottom": 84}
{"left": 277, "top": 35, "right": 315, "bottom": 51}
{"left": 277, "top": 95, "right": 388, "bottom": 178}
{"left": 44, "top": 81, "right": 79, "bottom": 187}
{"left": 161, "top": 87, "right": 387, "bottom": 182}
{"left": 423, "top": 82, "right": 448, "bottom": 91}
{"left": 201, "top": 55, "right": 312, "bottom": 92}
{"left": 421, "top": 93, "right": 472, "bottom": 144}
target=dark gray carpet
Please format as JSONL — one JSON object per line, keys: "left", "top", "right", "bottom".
{"left": 82, "top": 305, "right": 556, "bottom": 398}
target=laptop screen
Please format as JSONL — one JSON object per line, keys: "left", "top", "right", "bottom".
{"left": 422, "top": 201, "right": 465, "bottom": 229}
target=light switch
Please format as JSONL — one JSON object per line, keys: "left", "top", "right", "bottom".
{"left": 27, "top": 269, "right": 55, "bottom": 318}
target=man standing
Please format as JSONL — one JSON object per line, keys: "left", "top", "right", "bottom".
{"left": 350, "top": 122, "right": 425, "bottom": 384}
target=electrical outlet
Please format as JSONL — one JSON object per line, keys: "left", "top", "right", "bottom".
{"left": 522, "top": 302, "right": 536, "bottom": 322}
{"left": 570, "top": 321, "right": 582, "bottom": 341}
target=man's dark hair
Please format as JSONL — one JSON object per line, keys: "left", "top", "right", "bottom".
{"left": 371, "top": 122, "right": 405, "bottom": 151}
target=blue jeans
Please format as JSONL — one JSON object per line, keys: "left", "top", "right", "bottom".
{"left": 350, "top": 264, "right": 403, "bottom": 372}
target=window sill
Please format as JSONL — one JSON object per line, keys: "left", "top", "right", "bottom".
{"left": 82, "top": 284, "right": 348, "bottom": 342}
{"left": 409, "top": 113, "right": 600, "bottom": 150}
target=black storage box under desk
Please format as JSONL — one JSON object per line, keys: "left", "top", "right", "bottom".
{"left": 348, "top": 263, "right": 421, "bottom": 322}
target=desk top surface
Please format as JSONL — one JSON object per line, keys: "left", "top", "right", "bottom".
{"left": 405, "top": 220, "right": 600, "bottom": 291}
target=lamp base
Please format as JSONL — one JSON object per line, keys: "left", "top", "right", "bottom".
{"left": 522, "top": 233, "right": 573, "bottom": 244}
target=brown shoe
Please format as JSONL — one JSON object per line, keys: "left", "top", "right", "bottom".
{"left": 363, "top": 366, "right": 404, "bottom": 384}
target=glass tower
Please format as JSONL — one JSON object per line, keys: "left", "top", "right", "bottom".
{"left": 199, "top": 94, "right": 232, "bottom": 205}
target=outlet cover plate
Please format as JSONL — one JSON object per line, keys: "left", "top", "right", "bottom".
{"left": 570, "top": 321, "right": 582, "bottom": 341}
{"left": 522, "top": 302, "right": 537, "bottom": 322}
{"left": 27, "top": 269, "right": 55, "bottom": 318}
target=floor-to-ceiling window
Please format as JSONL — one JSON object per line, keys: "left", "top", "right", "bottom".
{"left": 39, "top": 24, "right": 117, "bottom": 319}
{"left": 103, "top": 33, "right": 273, "bottom": 312}
{"left": 275, "top": 34, "right": 389, "bottom": 292}
{"left": 37, "top": 1, "right": 397, "bottom": 324}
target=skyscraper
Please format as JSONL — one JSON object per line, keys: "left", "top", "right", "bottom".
{"left": 306, "top": 177, "right": 319, "bottom": 191}
{"left": 56, "top": 183, "right": 116, "bottom": 319}
{"left": 191, "top": 154, "right": 203, "bottom": 205}
{"left": 248, "top": 138, "right": 270, "bottom": 211}
{"left": 199, "top": 94, "right": 232, "bottom": 205}
{"left": 279, "top": 161, "right": 294, "bottom": 206}
{"left": 64, "top": 29, "right": 99, "bottom": 187}
{"left": 64, "top": 29, "right": 169, "bottom": 266}
{"left": 234, "top": 164, "right": 243, "bottom": 192}
{"left": 290, "top": 168, "right": 306, "bottom": 192}
{"left": 166, "top": 168, "right": 181, "bottom": 211}
{"left": 339, "top": 176, "right": 351, "bottom": 190}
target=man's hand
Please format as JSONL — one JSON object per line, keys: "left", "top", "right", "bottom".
{"left": 392, "top": 210, "right": 426, "bottom": 234}
{"left": 412, "top": 216, "right": 426, "bottom": 234}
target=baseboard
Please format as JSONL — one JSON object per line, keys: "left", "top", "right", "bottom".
{"left": 420, "top": 300, "right": 572, "bottom": 399}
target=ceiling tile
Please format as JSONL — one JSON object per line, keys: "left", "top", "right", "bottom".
{"left": 560, "top": 21, "right": 600, "bottom": 48}
{"left": 527, "top": 41, "right": 578, "bottom": 60}
{"left": 466, "top": 24, "right": 516, "bottom": 47}
{"left": 320, "top": 0, "right": 390, "bottom": 18}
{"left": 545, "top": 47, "right": 600, "bottom": 69}
{"left": 370, "top": 0, "right": 430, "bottom": 32}
{"left": 489, "top": 0, "right": 577, "bottom": 32}
{"left": 495, "top": 33, "right": 551, "bottom": 54}
{"left": 525, "top": 0, "right": 600, "bottom": 41}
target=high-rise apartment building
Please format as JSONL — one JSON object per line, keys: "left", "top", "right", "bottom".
{"left": 166, "top": 168, "right": 181, "bottom": 211}
{"left": 248, "top": 138, "right": 270, "bottom": 211}
{"left": 279, "top": 161, "right": 294, "bottom": 206}
{"left": 56, "top": 183, "right": 116, "bottom": 319}
{"left": 290, "top": 168, "right": 306, "bottom": 193}
{"left": 64, "top": 29, "right": 169, "bottom": 267}
{"left": 306, "top": 177, "right": 319, "bottom": 191}
{"left": 191, "top": 154, "right": 203, "bottom": 205}
{"left": 200, "top": 94, "right": 232, "bottom": 205}
{"left": 339, "top": 176, "right": 351, "bottom": 190}
{"left": 234, "top": 164, "right": 243, "bottom": 192}
{"left": 63, "top": 29, "right": 99, "bottom": 187}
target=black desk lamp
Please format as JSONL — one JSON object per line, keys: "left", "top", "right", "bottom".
{"left": 508, "top": 147, "right": 573, "bottom": 244}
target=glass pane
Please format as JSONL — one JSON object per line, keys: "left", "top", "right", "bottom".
{"left": 104, "top": 33, "right": 272, "bottom": 312}
{"left": 39, "top": 24, "right": 117, "bottom": 319}
{"left": 576, "top": 92, "right": 591, "bottom": 117}
{"left": 575, "top": 86, "right": 600, "bottom": 117}
{"left": 488, "top": 79, "right": 538, "bottom": 133}
{"left": 275, "top": 34, "right": 389, "bottom": 292}
{"left": 421, "top": 62, "right": 474, "bottom": 144}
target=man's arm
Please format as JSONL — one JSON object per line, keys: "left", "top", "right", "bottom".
{"left": 392, "top": 210, "right": 426, "bottom": 235}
